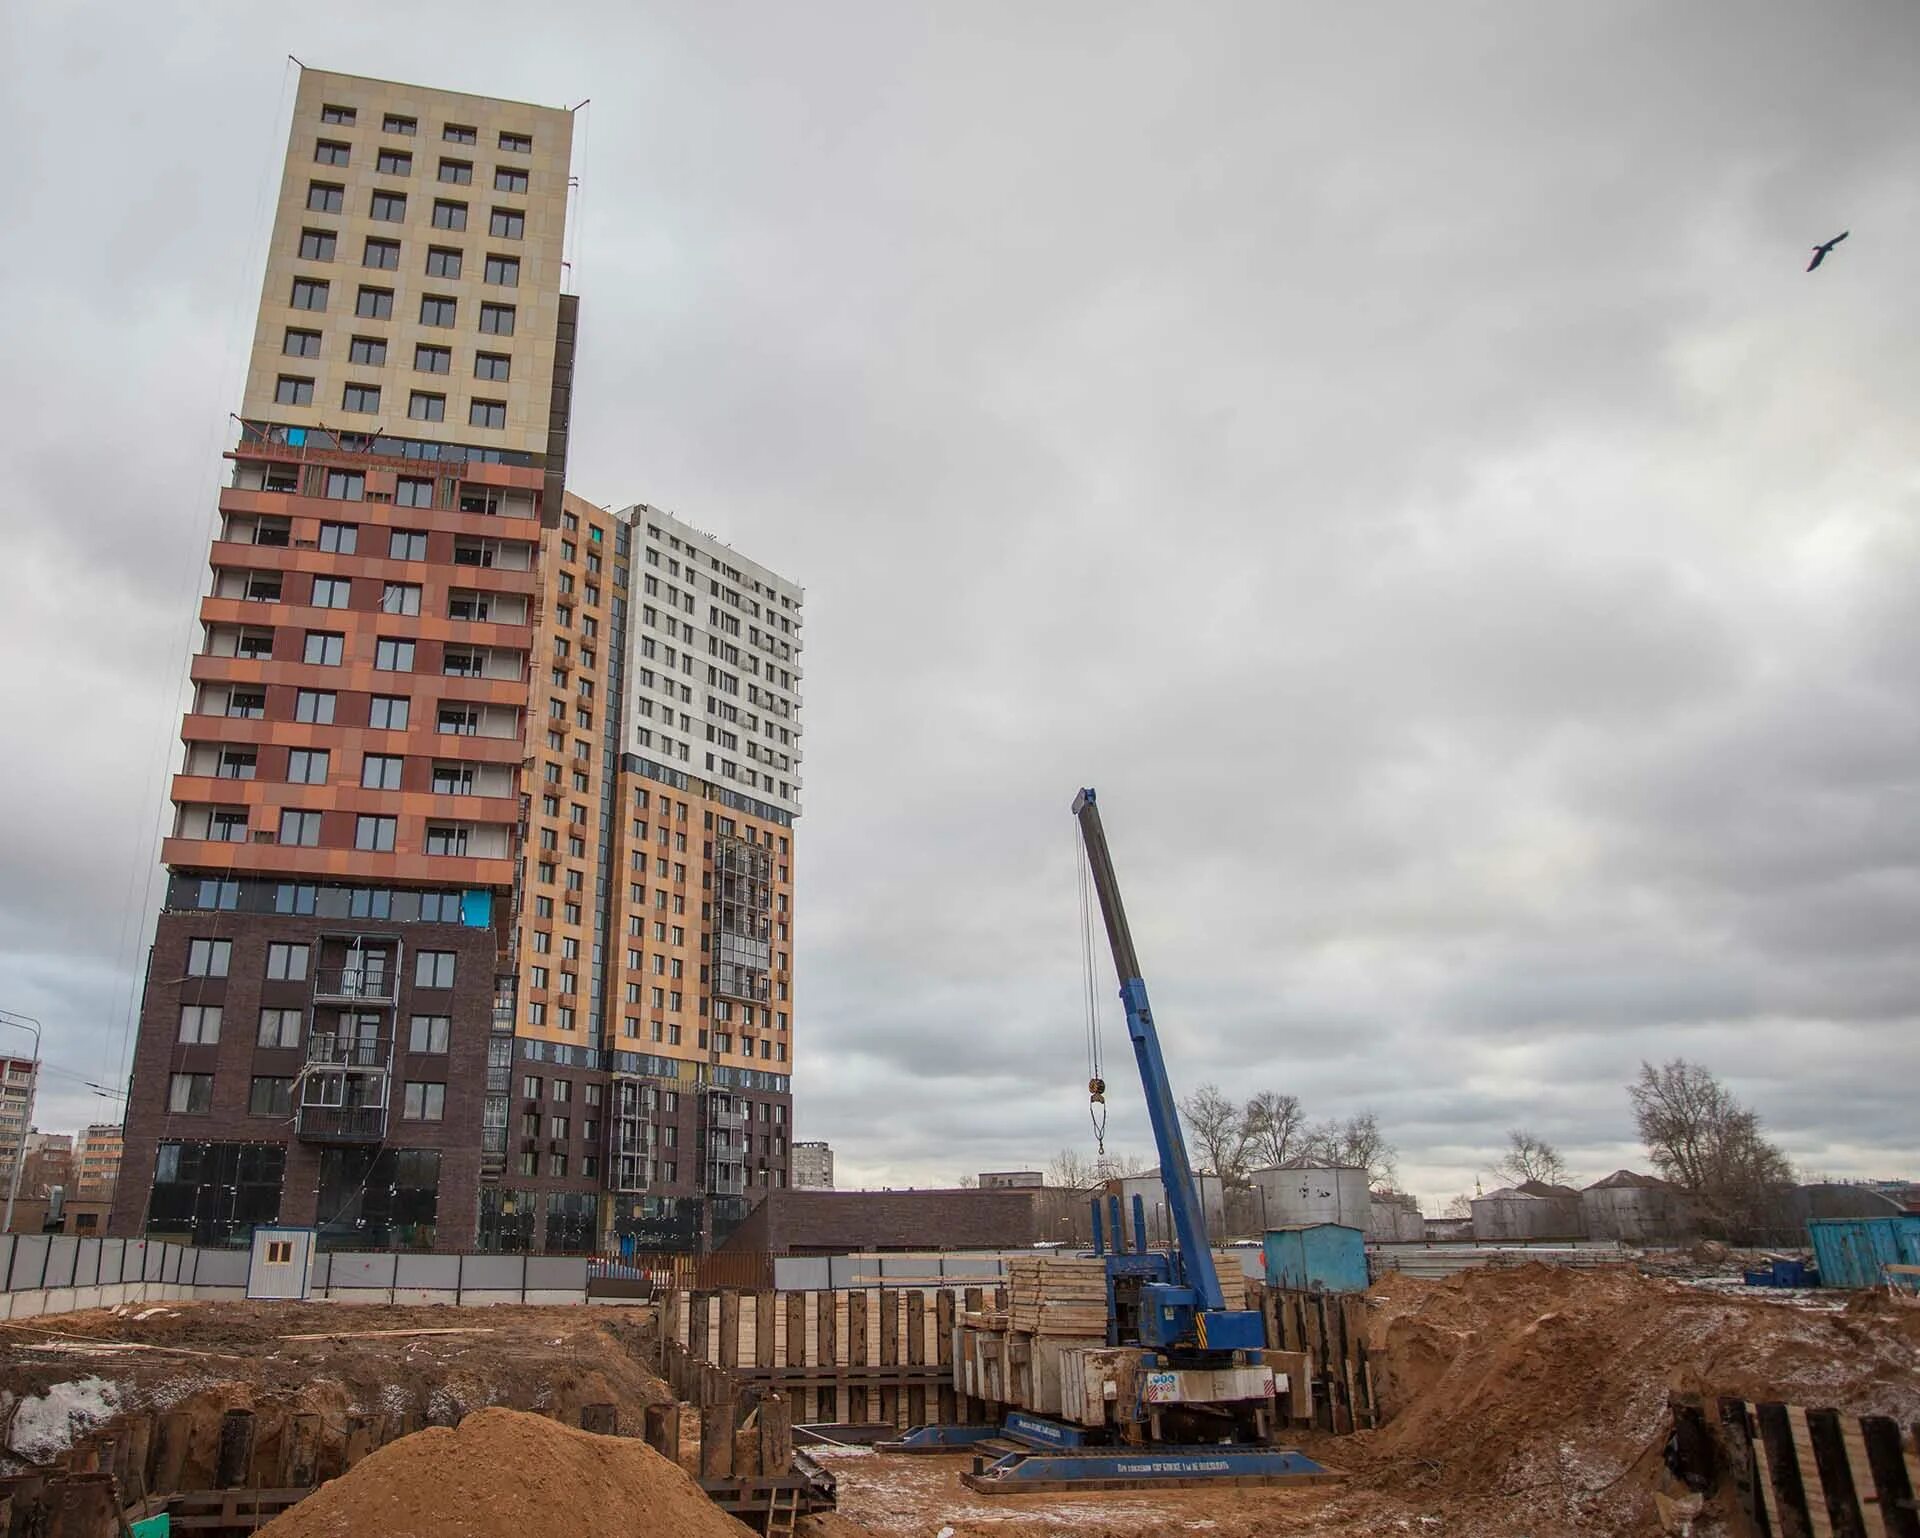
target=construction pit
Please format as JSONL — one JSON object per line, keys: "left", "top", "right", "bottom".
{"left": 3, "top": 1263, "right": 1917, "bottom": 1537}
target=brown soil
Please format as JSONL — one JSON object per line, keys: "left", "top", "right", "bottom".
{"left": 256, "top": 1406, "right": 753, "bottom": 1538}
{"left": 0, "top": 1301, "right": 669, "bottom": 1481}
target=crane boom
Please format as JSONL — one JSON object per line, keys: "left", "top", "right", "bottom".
{"left": 1071, "top": 787, "right": 1227, "bottom": 1313}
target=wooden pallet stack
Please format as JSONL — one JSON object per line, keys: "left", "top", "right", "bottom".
{"left": 1250, "top": 1281, "right": 1378, "bottom": 1432}
{"left": 1005, "top": 1256, "right": 1108, "bottom": 1337}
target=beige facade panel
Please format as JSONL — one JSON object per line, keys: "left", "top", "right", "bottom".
{"left": 243, "top": 69, "right": 573, "bottom": 459}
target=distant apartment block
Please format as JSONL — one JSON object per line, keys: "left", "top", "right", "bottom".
{"left": 75, "top": 1124, "right": 124, "bottom": 1199}
{"left": 0, "top": 1058, "right": 36, "bottom": 1182}
{"left": 792, "top": 1141, "right": 833, "bottom": 1189}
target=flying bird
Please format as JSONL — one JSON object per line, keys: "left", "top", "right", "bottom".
{"left": 1806, "top": 231, "right": 1849, "bottom": 271}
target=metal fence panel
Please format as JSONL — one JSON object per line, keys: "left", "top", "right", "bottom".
{"left": 327, "top": 1252, "right": 399, "bottom": 1288}
{"left": 142, "top": 1241, "right": 165, "bottom": 1281}
{"left": 0, "top": 1235, "right": 18, "bottom": 1290}
{"left": 195, "top": 1248, "right": 250, "bottom": 1286}
{"left": 525, "top": 1256, "right": 588, "bottom": 1291}
{"left": 396, "top": 1253, "right": 461, "bottom": 1288}
{"left": 10, "top": 1235, "right": 50, "bottom": 1291}
{"left": 458, "top": 1254, "right": 524, "bottom": 1291}
{"left": 73, "top": 1237, "right": 101, "bottom": 1288}
{"left": 161, "top": 1245, "right": 184, "bottom": 1284}
{"left": 44, "top": 1235, "right": 79, "bottom": 1289}
{"left": 774, "top": 1256, "right": 831, "bottom": 1292}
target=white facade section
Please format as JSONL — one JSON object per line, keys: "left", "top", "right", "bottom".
{"left": 619, "top": 505, "right": 805, "bottom": 815}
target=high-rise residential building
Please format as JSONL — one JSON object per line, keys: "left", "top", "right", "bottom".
{"left": 75, "top": 1124, "right": 124, "bottom": 1200}
{"left": 0, "top": 1058, "right": 36, "bottom": 1188}
{"left": 113, "top": 69, "right": 578, "bottom": 1250}
{"left": 114, "top": 68, "right": 806, "bottom": 1257}
{"left": 792, "top": 1141, "right": 833, "bottom": 1190}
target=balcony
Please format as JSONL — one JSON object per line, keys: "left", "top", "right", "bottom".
{"left": 306, "top": 1033, "right": 391, "bottom": 1069}
{"left": 313, "top": 968, "right": 398, "bottom": 1005}
{"left": 706, "top": 1103, "right": 748, "bottom": 1132}
{"left": 295, "top": 1104, "right": 388, "bottom": 1142}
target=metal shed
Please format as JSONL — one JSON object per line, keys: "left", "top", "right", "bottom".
{"left": 1264, "top": 1223, "right": 1369, "bottom": 1294}
{"left": 1808, "top": 1215, "right": 1920, "bottom": 1291}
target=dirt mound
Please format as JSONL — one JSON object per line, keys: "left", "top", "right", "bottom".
{"left": 258, "top": 1407, "right": 753, "bottom": 1538}
{"left": 1339, "top": 1262, "right": 1920, "bottom": 1534}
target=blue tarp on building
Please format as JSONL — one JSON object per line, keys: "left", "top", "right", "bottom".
{"left": 1807, "top": 1215, "right": 1920, "bottom": 1290}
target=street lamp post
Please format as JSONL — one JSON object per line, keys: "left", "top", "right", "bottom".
{"left": 1, "top": 1012, "right": 43, "bottom": 1235}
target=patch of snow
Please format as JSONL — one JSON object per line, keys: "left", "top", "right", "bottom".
{"left": 5, "top": 1378, "right": 124, "bottom": 1462}
{"left": 936, "top": 1526, "right": 955, "bottom": 1538}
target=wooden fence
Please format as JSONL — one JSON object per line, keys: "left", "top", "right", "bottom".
{"left": 1671, "top": 1395, "right": 1920, "bottom": 1538}
{"left": 665, "top": 1285, "right": 1007, "bottom": 1429}
{"left": 1249, "top": 1281, "right": 1380, "bottom": 1432}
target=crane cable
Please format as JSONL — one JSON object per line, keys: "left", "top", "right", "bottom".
{"left": 1076, "top": 834, "right": 1108, "bottom": 1155}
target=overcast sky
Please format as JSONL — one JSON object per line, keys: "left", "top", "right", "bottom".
{"left": 3, "top": 3, "right": 1917, "bottom": 1211}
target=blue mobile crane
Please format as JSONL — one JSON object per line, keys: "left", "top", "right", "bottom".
{"left": 887, "top": 789, "right": 1335, "bottom": 1493}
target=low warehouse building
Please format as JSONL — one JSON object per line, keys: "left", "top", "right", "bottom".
{"left": 718, "top": 1185, "right": 1079, "bottom": 1254}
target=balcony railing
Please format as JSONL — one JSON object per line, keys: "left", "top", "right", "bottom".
{"left": 305, "top": 1034, "right": 391, "bottom": 1068}
{"left": 313, "top": 967, "right": 397, "bottom": 1004}
{"left": 294, "top": 1105, "right": 388, "bottom": 1142}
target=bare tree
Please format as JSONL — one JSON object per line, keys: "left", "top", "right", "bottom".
{"left": 955, "top": 1173, "right": 978, "bottom": 1188}
{"left": 1303, "top": 1111, "right": 1398, "bottom": 1188}
{"left": 1179, "top": 1082, "right": 1251, "bottom": 1181}
{"left": 1629, "top": 1059, "right": 1793, "bottom": 1242}
{"left": 1443, "top": 1193, "right": 1473, "bottom": 1218}
{"left": 1047, "top": 1147, "right": 1098, "bottom": 1190}
{"left": 1243, "top": 1091, "right": 1306, "bottom": 1168}
{"left": 1493, "top": 1129, "right": 1569, "bottom": 1187}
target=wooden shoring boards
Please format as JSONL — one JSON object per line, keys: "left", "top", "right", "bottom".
{"left": 1248, "top": 1283, "right": 1377, "bottom": 1432}
{"left": 671, "top": 1285, "right": 986, "bottom": 1429}
{"left": 1693, "top": 1396, "right": 1920, "bottom": 1538}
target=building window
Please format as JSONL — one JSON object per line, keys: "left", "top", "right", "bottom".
{"left": 499, "top": 131, "right": 531, "bottom": 153}
{"left": 178, "top": 1005, "right": 222, "bottom": 1044}
{"left": 432, "top": 763, "right": 475, "bottom": 794}
{"left": 361, "top": 754, "right": 403, "bottom": 790}
{"left": 439, "top": 157, "right": 473, "bottom": 184}
{"left": 432, "top": 199, "right": 468, "bottom": 230}
{"left": 414, "top": 343, "right": 451, "bottom": 374}
{"left": 298, "top": 228, "right": 336, "bottom": 261}
{"left": 187, "top": 938, "right": 231, "bottom": 977}
{"left": 376, "top": 149, "right": 412, "bottom": 176}
{"left": 425, "top": 824, "right": 468, "bottom": 856}
{"left": 290, "top": 278, "right": 329, "bottom": 311}
{"left": 396, "top": 476, "right": 433, "bottom": 507}
{"left": 438, "top": 705, "right": 478, "bottom": 735}
{"left": 420, "top": 294, "right": 457, "bottom": 327}
{"left": 320, "top": 102, "right": 356, "bottom": 125}
{"left": 324, "top": 469, "right": 365, "bottom": 500}
{"left": 287, "top": 748, "right": 329, "bottom": 784}
{"left": 444, "top": 122, "right": 476, "bottom": 144}
{"left": 356, "top": 286, "right": 394, "bottom": 319}
{"left": 488, "top": 207, "right": 525, "bottom": 239}
{"left": 483, "top": 254, "right": 519, "bottom": 287}
{"left": 409, "top": 1015, "right": 450, "bottom": 1053}
{"left": 283, "top": 328, "right": 322, "bottom": 358}
{"left": 381, "top": 581, "right": 422, "bottom": 615}
{"left": 363, "top": 237, "right": 400, "bottom": 269}
{"left": 303, "top": 631, "right": 344, "bottom": 665}
{"left": 215, "top": 747, "right": 256, "bottom": 780}
{"left": 548, "top": 1152, "right": 568, "bottom": 1177}
{"left": 277, "top": 809, "right": 322, "bottom": 846}
{"left": 257, "top": 1008, "right": 302, "bottom": 1048}
{"left": 494, "top": 167, "right": 528, "bottom": 193}
{"left": 474, "top": 351, "right": 510, "bottom": 382}
{"left": 307, "top": 181, "right": 344, "bottom": 213}
{"left": 265, "top": 942, "right": 310, "bottom": 981}
{"left": 374, "top": 638, "right": 415, "bottom": 671}
{"left": 401, "top": 1082, "right": 446, "bottom": 1120}
{"left": 249, "top": 1077, "right": 294, "bottom": 1117}
{"left": 370, "top": 191, "right": 407, "bottom": 222}
{"left": 354, "top": 814, "right": 397, "bottom": 852}
{"left": 479, "top": 303, "right": 515, "bottom": 335}
{"left": 383, "top": 112, "right": 416, "bottom": 136}
{"left": 348, "top": 335, "right": 387, "bottom": 366}
{"left": 408, "top": 391, "right": 446, "bottom": 422}
{"left": 224, "top": 688, "right": 266, "bottom": 719}
{"left": 275, "top": 375, "right": 314, "bottom": 406}
{"left": 415, "top": 951, "right": 456, "bottom": 988}
{"left": 342, "top": 382, "right": 381, "bottom": 414}
{"left": 294, "top": 689, "right": 336, "bottom": 723}
{"left": 315, "top": 139, "right": 350, "bottom": 166}
{"left": 426, "top": 246, "right": 462, "bottom": 279}
{"left": 370, "top": 695, "right": 409, "bottom": 730}
{"left": 468, "top": 399, "right": 506, "bottom": 429}
{"left": 168, "top": 1074, "right": 215, "bottom": 1113}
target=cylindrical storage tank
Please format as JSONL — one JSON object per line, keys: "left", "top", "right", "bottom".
{"left": 1472, "top": 1187, "right": 1584, "bottom": 1241}
{"left": 1253, "top": 1165, "right": 1371, "bottom": 1229}
{"left": 1581, "top": 1175, "right": 1687, "bottom": 1242}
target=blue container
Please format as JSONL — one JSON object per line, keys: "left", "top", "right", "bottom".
{"left": 1263, "top": 1223, "right": 1368, "bottom": 1294}
{"left": 1807, "top": 1216, "right": 1920, "bottom": 1291}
